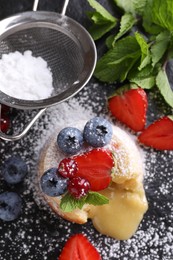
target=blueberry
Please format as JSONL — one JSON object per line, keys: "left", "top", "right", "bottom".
{"left": 1, "top": 156, "right": 28, "bottom": 184}
{"left": 0, "top": 192, "right": 22, "bottom": 221}
{"left": 83, "top": 117, "right": 113, "bottom": 147}
{"left": 57, "top": 127, "right": 83, "bottom": 155}
{"left": 40, "top": 168, "right": 68, "bottom": 197}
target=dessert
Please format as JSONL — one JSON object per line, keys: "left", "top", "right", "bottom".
{"left": 38, "top": 117, "right": 148, "bottom": 240}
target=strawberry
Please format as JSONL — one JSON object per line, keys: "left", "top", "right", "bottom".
{"left": 73, "top": 148, "right": 114, "bottom": 191}
{"left": 108, "top": 86, "right": 148, "bottom": 132}
{"left": 138, "top": 116, "right": 173, "bottom": 150}
{"left": 59, "top": 233, "right": 101, "bottom": 260}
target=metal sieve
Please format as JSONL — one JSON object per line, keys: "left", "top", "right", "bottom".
{"left": 0, "top": 0, "right": 97, "bottom": 141}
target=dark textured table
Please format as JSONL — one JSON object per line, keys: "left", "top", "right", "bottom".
{"left": 0, "top": 1, "right": 173, "bottom": 259}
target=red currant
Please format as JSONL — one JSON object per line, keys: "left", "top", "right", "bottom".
{"left": 68, "top": 176, "right": 90, "bottom": 199}
{"left": 1, "top": 115, "right": 10, "bottom": 133}
{"left": 58, "top": 158, "right": 78, "bottom": 178}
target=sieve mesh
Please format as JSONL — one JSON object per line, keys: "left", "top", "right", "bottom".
{"left": 0, "top": 26, "right": 85, "bottom": 96}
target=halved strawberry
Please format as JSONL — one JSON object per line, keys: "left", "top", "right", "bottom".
{"left": 138, "top": 116, "right": 173, "bottom": 150}
{"left": 73, "top": 148, "right": 114, "bottom": 191}
{"left": 108, "top": 86, "right": 148, "bottom": 132}
{"left": 59, "top": 233, "right": 101, "bottom": 260}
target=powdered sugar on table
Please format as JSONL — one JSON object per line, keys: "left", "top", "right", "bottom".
{"left": 0, "top": 50, "right": 53, "bottom": 100}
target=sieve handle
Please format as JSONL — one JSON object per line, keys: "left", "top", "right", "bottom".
{"left": 33, "top": 0, "right": 39, "bottom": 11}
{"left": 0, "top": 108, "right": 46, "bottom": 141}
{"left": 61, "top": 0, "right": 70, "bottom": 15}
{"left": 32, "top": 0, "right": 70, "bottom": 14}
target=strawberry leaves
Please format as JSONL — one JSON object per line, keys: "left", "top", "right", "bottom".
{"left": 60, "top": 191, "right": 109, "bottom": 212}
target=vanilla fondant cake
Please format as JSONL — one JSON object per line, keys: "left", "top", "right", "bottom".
{"left": 38, "top": 117, "right": 148, "bottom": 240}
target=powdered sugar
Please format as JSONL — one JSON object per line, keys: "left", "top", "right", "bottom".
{"left": 0, "top": 82, "right": 173, "bottom": 259}
{"left": 0, "top": 50, "right": 53, "bottom": 100}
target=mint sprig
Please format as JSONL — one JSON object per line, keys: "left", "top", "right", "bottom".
{"left": 60, "top": 191, "right": 109, "bottom": 212}
{"left": 87, "top": 0, "right": 173, "bottom": 109}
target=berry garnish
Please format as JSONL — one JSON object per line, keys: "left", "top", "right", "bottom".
{"left": 57, "top": 127, "right": 84, "bottom": 155}
{"left": 73, "top": 148, "right": 114, "bottom": 191}
{"left": 59, "top": 233, "right": 101, "bottom": 260}
{"left": 58, "top": 158, "right": 78, "bottom": 178}
{"left": 0, "top": 115, "right": 10, "bottom": 133}
{"left": 40, "top": 168, "right": 68, "bottom": 197}
{"left": 1, "top": 156, "right": 28, "bottom": 184}
{"left": 138, "top": 116, "right": 173, "bottom": 150}
{"left": 0, "top": 192, "right": 22, "bottom": 221}
{"left": 83, "top": 116, "right": 113, "bottom": 147}
{"left": 67, "top": 176, "right": 90, "bottom": 199}
{"left": 108, "top": 86, "right": 148, "bottom": 132}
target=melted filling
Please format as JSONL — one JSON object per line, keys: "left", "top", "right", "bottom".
{"left": 89, "top": 183, "right": 148, "bottom": 240}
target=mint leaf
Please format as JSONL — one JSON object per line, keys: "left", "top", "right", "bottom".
{"left": 94, "top": 36, "right": 141, "bottom": 82}
{"left": 88, "top": 0, "right": 116, "bottom": 21}
{"left": 135, "top": 32, "right": 151, "bottom": 70}
{"left": 130, "top": 75, "right": 155, "bottom": 89}
{"left": 89, "top": 22, "right": 117, "bottom": 41}
{"left": 156, "top": 69, "right": 173, "bottom": 108}
{"left": 106, "top": 35, "right": 114, "bottom": 49}
{"left": 113, "top": 0, "right": 146, "bottom": 15}
{"left": 142, "top": 0, "right": 173, "bottom": 34}
{"left": 150, "top": 31, "right": 171, "bottom": 67}
{"left": 105, "top": 13, "right": 136, "bottom": 49}
{"left": 132, "top": 0, "right": 147, "bottom": 15}
{"left": 142, "top": 1, "right": 163, "bottom": 35}
{"left": 60, "top": 193, "right": 86, "bottom": 212}
{"left": 113, "top": 0, "right": 134, "bottom": 14}
{"left": 60, "top": 191, "right": 109, "bottom": 212}
{"left": 152, "top": 0, "right": 173, "bottom": 31}
{"left": 128, "top": 65, "right": 156, "bottom": 89}
{"left": 87, "top": 0, "right": 117, "bottom": 40}
{"left": 112, "top": 13, "right": 136, "bottom": 45}
{"left": 85, "top": 191, "right": 109, "bottom": 206}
